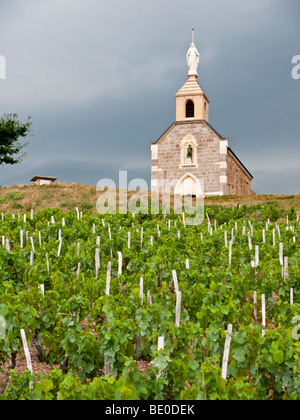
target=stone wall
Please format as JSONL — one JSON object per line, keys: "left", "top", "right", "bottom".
{"left": 226, "top": 150, "right": 253, "bottom": 195}
{"left": 151, "top": 121, "right": 228, "bottom": 196}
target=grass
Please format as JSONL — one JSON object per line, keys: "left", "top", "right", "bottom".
{"left": 0, "top": 182, "right": 299, "bottom": 214}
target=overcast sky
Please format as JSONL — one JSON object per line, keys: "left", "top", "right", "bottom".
{"left": 0, "top": 0, "right": 299, "bottom": 194}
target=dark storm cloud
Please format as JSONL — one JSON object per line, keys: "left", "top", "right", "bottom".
{"left": 0, "top": 0, "right": 299, "bottom": 194}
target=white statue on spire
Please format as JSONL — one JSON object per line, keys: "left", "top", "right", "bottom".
{"left": 186, "top": 41, "right": 200, "bottom": 77}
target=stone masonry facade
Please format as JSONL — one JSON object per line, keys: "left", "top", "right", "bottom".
{"left": 151, "top": 121, "right": 229, "bottom": 196}
{"left": 151, "top": 120, "right": 254, "bottom": 197}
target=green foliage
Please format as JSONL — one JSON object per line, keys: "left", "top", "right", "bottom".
{"left": 5, "top": 190, "right": 24, "bottom": 201}
{"left": 0, "top": 205, "right": 299, "bottom": 400}
{"left": 0, "top": 113, "right": 32, "bottom": 166}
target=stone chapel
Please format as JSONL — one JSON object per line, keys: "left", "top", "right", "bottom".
{"left": 150, "top": 40, "right": 254, "bottom": 197}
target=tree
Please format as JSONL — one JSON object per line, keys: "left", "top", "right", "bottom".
{"left": 0, "top": 113, "right": 32, "bottom": 166}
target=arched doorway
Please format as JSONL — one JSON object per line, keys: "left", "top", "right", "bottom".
{"left": 174, "top": 173, "right": 203, "bottom": 197}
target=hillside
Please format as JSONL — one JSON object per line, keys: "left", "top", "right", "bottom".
{"left": 0, "top": 185, "right": 299, "bottom": 400}
{"left": 0, "top": 182, "right": 299, "bottom": 215}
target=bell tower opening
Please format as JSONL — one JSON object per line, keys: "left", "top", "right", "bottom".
{"left": 186, "top": 100, "right": 194, "bottom": 118}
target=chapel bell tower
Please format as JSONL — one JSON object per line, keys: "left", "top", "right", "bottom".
{"left": 175, "top": 36, "right": 209, "bottom": 122}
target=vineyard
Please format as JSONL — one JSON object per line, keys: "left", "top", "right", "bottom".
{"left": 0, "top": 202, "right": 299, "bottom": 400}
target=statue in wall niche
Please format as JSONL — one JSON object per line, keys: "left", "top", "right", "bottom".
{"left": 187, "top": 144, "right": 193, "bottom": 160}
{"left": 186, "top": 42, "right": 200, "bottom": 77}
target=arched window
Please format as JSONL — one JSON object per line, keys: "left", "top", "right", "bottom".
{"left": 186, "top": 100, "right": 194, "bottom": 118}
{"left": 180, "top": 135, "right": 198, "bottom": 167}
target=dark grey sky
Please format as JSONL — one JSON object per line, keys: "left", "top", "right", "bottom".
{"left": 0, "top": 0, "right": 299, "bottom": 194}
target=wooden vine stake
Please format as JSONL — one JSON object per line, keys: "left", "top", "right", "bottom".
{"left": 290, "top": 288, "right": 294, "bottom": 307}
{"left": 156, "top": 336, "right": 165, "bottom": 378}
{"left": 139, "top": 277, "right": 144, "bottom": 305}
{"left": 38, "top": 284, "right": 45, "bottom": 298}
{"left": 57, "top": 239, "right": 62, "bottom": 257}
{"left": 134, "top": 277, "right": 144, "bottom": 357}
{"left": 140, "top": 227, "right": 143, "bottom": 249}
{"left": 248, "top": 232, "right": 252, "bottom": 251}
{"left": 206, "top": 212, "right": 211, "bottom": 228}
{"left": 20, "top": 329, "right": 33, "bottom": 389}
{"left": 30, "top": 251, "right": 34, "bottom": 266}
{"left": 46, "top": 253, "right": 49, "bottom": 273}
{"left": 224, "top": 231, "right": 228, "bottom": 247}
{"left": 279, "top": 243, "right": 283, "bottom": 266}
{"left": 157, "top": 336, "right": 164, "bottom": 351}
{"left": 30, "top": 237, "right": 35, "bottom": 252}
{"left": 127, "top": 232, "right": 131, "bottom": 249}
{"left": 172, "top": 270, "right": 179, "bottom": 294}
{"left": 95, "top": 248, "right": 100, "bottom": 279}
{"left": 106, "top": 262, "right": 111, "bottom": 296}
{"left": 221, "top": 324, "right": 233, "bottom": 380}
{"left": 108, "top": 225, "right": 113, "bottom": 258}
{"left": 249, "top": 221, "right": 253, "bottom": 236}
{"left": 253, "top": 291, "right": 257, "bottom": 321}
{"left": 262, "top": 294, "right": 266, "bottom": 337}
{"left": 175, "top": 291, "right": 182, "bottom": 327}
{"left": 116, "top": 251, "right": 122, "bottom": 291}
{"left": 147, "top": 290, "right": 153, "bottom": 304}
{"left": 255, "top": 245, "right": 259, "bottom": 267}
{"left": 76, "top": 263, "right": 81, "bottom": 279}
{"left": 283, "top": 256, "right": 289, "bottom": 280}
{"left": 228, "top": 241, "right": 232, "bottom": 266}
{"left": 117, "top": 251, "right": 122, "bottom": 276}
